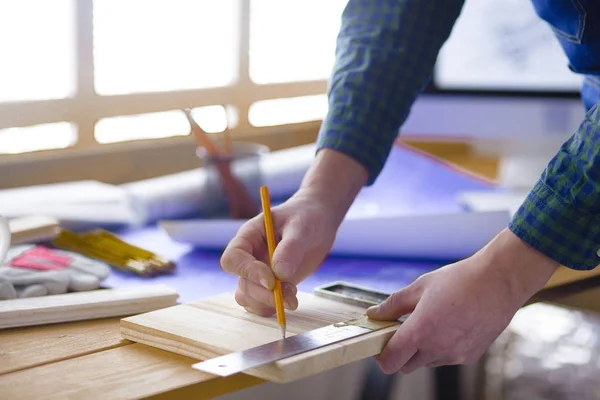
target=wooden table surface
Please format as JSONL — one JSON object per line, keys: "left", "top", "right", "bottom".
{"left": 2, "top": 142, "right": 599, "bottom": 399}
{"left": 1, "top": 265, "right": 599, "bottom": 399}
{"left": 0, "top": 317, "right": 264, "bottom": 399}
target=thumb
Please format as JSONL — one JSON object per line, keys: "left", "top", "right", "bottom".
{"left": 367, "top": 285, "right": 421, "bottom": 321}
{"left": 271, "top": 220, "right": 312, "bottom": 282}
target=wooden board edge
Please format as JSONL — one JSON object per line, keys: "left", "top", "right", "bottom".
{"left": 118, "top": 327, "right": 270, "bottom": 397}
{"left": 119, "top": 305, "right": 236, "bottom": 358}
{"left": 143, "top": 373, "right": 265, "bottom": 400}
{"left": 0, "top": 286, "right": 179, "bottom": 330}
{"left": 0, "top": 299, "right": 177, "bottom": 330}
{"left": 122, "top": 321, "right": 400, "bottom": 384}
{"left": 120, "top": 326, "right": 219, "bottom": 362}
{"left": 270, "top": 325, "right": 399, "bottom": 383}
{"left": 544, "top": 266, "right": 600, "bottom": 290}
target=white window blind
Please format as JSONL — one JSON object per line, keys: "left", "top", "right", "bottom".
{"left": 0, "top": 0, "right": 348, "bottom": 157}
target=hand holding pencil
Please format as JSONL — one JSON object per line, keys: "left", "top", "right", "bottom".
{"left": 221, "top": 188, "right": 340, "bottom": 322}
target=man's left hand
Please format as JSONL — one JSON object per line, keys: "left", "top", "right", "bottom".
{"left": 366, "top": 228, "right": 559, "bottom": 374}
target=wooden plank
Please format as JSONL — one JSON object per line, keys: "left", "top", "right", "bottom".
{"left": 0, "top": 284, "right": 179, "bottom": 329}
{"left": 528, "top": 267, "right": 600, "bottom": 306}
{"left": 545, "top": 266, "right": 600, "bottom": 289}
{"left": 8, "top": 215, "right": 60, "bottom": 244}
{"left": 145, "top": 372, "right": 264, "bottom": 400}
{"left": 120, "top": 291, "right": 400, "bottom": 383}
{"left": 0, "top": 317, "right": 127, "bottom": 375}
{"left": 0, "top": 343, "right": 263, "bottom": 400}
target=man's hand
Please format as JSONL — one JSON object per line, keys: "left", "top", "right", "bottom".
{"left": 220, "top": 194, "right": 338, "bottom": 316}
{"left": 220, "top": 149, "right": 369, "bottom": 317}
{"left": 366, "top": 228, "right": 560, "bottom": 374}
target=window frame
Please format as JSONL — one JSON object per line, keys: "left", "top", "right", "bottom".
{"left": 0, "top": 0, "right": 328, "bottom": 175}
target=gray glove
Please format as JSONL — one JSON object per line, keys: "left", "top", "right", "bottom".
{"left": 0, "top": 245, "right": 111, "bottom": 300}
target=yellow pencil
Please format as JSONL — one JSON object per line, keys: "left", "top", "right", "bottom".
{"left": 259, "top": 186, "right": 287, "bottom": 339}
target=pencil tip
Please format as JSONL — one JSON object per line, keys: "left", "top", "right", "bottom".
{"left": 280, "top": 324, "right": 286, "bottom": 339}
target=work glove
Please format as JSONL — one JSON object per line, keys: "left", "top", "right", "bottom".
{"left": 0, "top": 245, "right": 111, "bottom": 300}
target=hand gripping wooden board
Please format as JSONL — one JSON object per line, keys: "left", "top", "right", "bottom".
{"left": 120, "top": 291, "right": 401, "bottom": 383}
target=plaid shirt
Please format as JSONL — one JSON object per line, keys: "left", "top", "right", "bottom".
{"left": 316, "top": 0, "right": 600, "bottom": 271}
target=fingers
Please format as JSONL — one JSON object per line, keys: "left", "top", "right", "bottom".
{"left": 221, "top": 229, "right": 275, "bottom": 290}
{"left": 235, "top": 288, "right": 274, "bottom": 317}
{"left": 234, "top": 278, "right": 299, "bottom": 315}
{"left": 426, "top": 360, "right": 451, "bottom": 368}
{"left": 375, "top": 326, "right": 418, "bottom": 374}
{"left": 366, "top": 284, "right": 421, "bottom": 321}
{"left": 372, "top": 284, "right": 424, "bottom": 374}
{"left": 398, "top": 351, "right": 435, "bottom": 374}
{"left": 272, "top": 218, "right": 315, "bottom": 282}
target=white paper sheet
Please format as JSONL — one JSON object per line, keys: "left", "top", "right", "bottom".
{"left": 0, "top": 181, "right": 139, "bottom": 228}
{"left": 458, "top": 190, "right": 527, "bottom": 217}
{"left": 160, "top": 210, "right": 511, "bottom": 260}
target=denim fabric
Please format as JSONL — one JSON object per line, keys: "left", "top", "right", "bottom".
{"left": 531, "top": 0, "right": 600, "bottom": 110}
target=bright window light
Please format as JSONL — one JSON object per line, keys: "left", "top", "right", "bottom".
{"left": 95, "top": 106, "right": 229, "bottom": 144}
{"left": 93, "top": 0, "right": 238, "bottom": 95}
{"left": 249, "top": 0, "right": 348, "bottom": 84}
{"left": 248, "top": 95, "right": 328, "bottom": 127}
{"left": 0, "top": 0, "right": 75, "bottom": 103}
{"left": 0, "top": 123, "right": 77, "bottom": 154}
{"left": 95, "top": 111, "right": 190, "bottom": 144}
{"left": 190, "top": 105, "right": 230, "bottom": 133}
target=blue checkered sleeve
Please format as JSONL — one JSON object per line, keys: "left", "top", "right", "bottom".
{"left": 509, "top": 104, "right": 600, "bottom": 271}
{"left": 316, "top": 0, "right": 465, "bottom": 185}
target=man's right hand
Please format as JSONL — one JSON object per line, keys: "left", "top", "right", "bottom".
{"left": 219, "top": 148, "right": 370, "bottom": 316}
{"left": 220, "top": 192, "right": 338, "bottom": 316}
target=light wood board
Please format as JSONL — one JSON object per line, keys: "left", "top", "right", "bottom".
{"left": 120, "top": 291, "right": 400, "bottom": 383}
{"left": 8, "top": 215, "right": 60, "bottom": 245}
{"left": 0, "top": 316, "right": 264, "bottom": 400}
{"left": 0, "top": 317, "right": 125, "bottom": 374}
{"left": 0, "top": 284, "right": 179, "bottom": 329}
{"left": 0, "top": 342, "right": 263, "bottom": 400}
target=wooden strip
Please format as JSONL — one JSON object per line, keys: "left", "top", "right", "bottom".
{"left": 145, "top": 373, "right": 263, "bottom": 400}
{"left": 0, "top": 318, "right": 126, "bottom": 375}
{"left": 0, "top": 285, "right": 178, "bottom": 329}
{"left": 545, "top": 266, "right": 600, "bottom": 289}
{"left": 0, "top": 343, "right": 263, "bottom": 400}
{"left": 8, "top": 215, "right": 60, "bottom": 245}
{"left": 120, "top": 291, "right": 401, "bottom": 383}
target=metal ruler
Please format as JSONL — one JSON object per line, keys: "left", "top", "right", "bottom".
{"left": 313, "top": 281, "right": 391, "bottom": 308}
{"left": 192, "top": 282, "right": 403, "bottom": 377}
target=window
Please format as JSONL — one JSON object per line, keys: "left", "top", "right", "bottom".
{"left": 0, "top": 123, "right": 76, "bottom": 154}
{"left": 0, "top": 0, "right": 76, "bottom": 103}
{"left": 249, "top": 95, "right": 328, "bottom": 127}
{"left": 0, "top": 0, "right": 348, "bottom": 159}
{"left": 93, "top": 1, "right": 237, "bottom": 95}
{"left": 249, "top": 0, "right": 347, "bottom": 84}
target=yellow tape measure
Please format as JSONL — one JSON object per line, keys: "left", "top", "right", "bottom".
{"left": 52, "top": 229, "right": 175, "bottom": 277}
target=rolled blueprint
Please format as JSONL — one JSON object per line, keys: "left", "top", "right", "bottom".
{"left": 122, "top": 143, "right": 317, "bottom": 224}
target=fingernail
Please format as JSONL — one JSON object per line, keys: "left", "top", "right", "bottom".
{"left": 273, "top": 261, "right": 293, "bottom": 280}
{"left": 284, "top": 300, "right": 296, "bottom": 310}
{"left": 260, "top": 279, "right": 270, "bottom": 289}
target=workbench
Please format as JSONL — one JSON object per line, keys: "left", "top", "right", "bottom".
{"left": 1, "top": 261, "right": 598, "bottom": 399}
{"left": 2, "top": 141, "right": 600, "bottom": 399}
